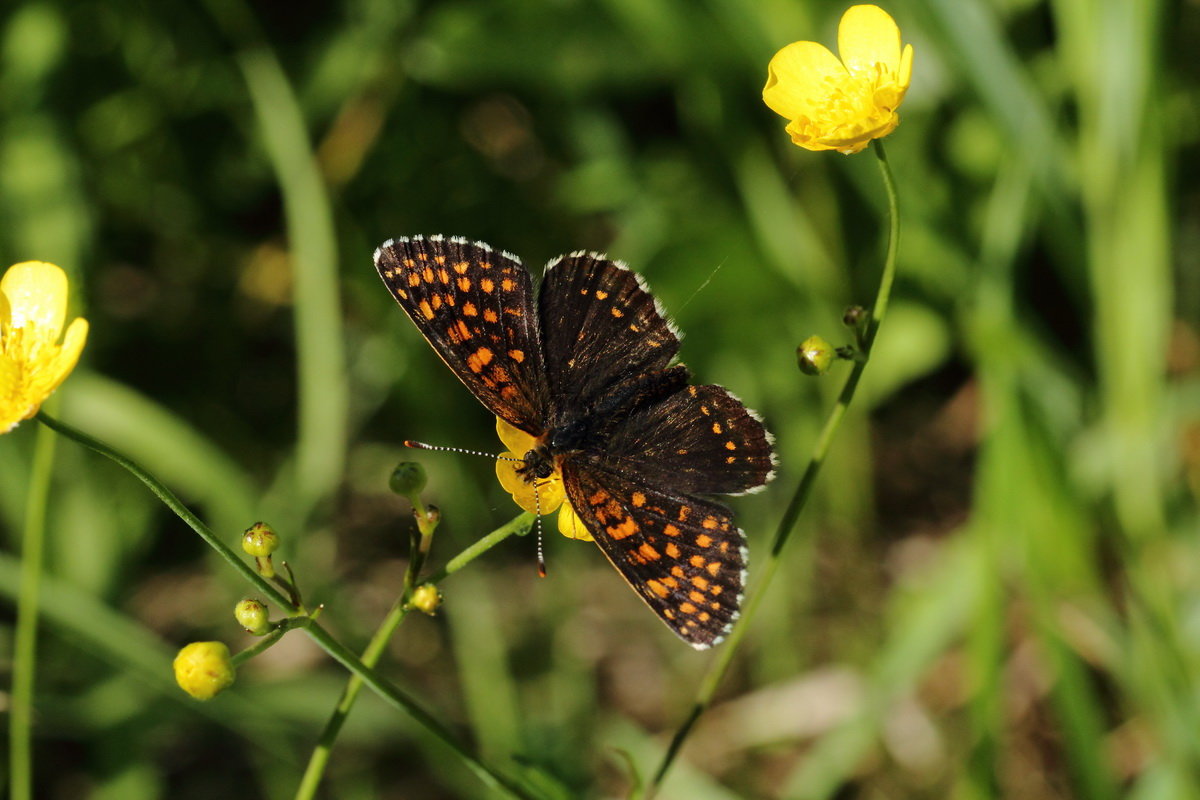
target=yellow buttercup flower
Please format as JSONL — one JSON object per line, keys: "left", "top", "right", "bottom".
{"left": 763, "top": 4, "right": 913, "bottom": 154}
{"left": 1, "top": 261, "right": 89, "bottom": 433}
{"left": 494, "top": 418, "right": 589, "bottom": 541}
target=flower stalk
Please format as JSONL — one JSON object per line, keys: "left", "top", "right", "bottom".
{"left": 9, "top": 417, "right": 57, "bottom": 800}
{"left": 34, "top": 411, "right": 534, "bottom": 799}
{"left": 646, "top": 139, "right": 900, "bottom": 797}
{"left": 294, "top": 504, "right": 533, "bottom": 800}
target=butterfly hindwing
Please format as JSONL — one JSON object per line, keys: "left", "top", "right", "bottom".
{"left": 375, "top": 235, "right": 549, "bottom": 432}
{"left": 603, "top": 384, "right": 777, "bottom": 496}
{"left": 560, "top": 457, "right": 747, "bottom": 649}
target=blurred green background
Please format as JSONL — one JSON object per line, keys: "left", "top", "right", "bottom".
{"left": 1, "top": 0, "right": 1197, "bottom": 797}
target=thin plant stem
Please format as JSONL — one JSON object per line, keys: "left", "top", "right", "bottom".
{"left": 295, "top": 510, "right": 532, "bottom": 800}
{"left": 645, "top": 139, "right": 900, "bottom": 797}
{"left": 35, "top": 411, "right": 294, "bottom": 610}
{"left": 34, "top": 412, "right": 534, "bottom": 800}
{"left": 9, "top": 420, "right": 57, "bottom": 800}
{"left": 231, "top": 626, "right": 290, "bottom": 667}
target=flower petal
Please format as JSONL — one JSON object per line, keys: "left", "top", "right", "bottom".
{"left": 36, "top": 317, "right": 89, "bottom": 401}
{"left": 0, "top": 354, "right": 19, "bottom": 433}
{"left": 496, "top": 416, "right": 535, "bottom": 456}
{"left": 557, "top": 500, "right": 592, "bottom": 541}
{"left": 898, "top": 42, "right": 914, "bottom": 90}
{"left": 837, "top": 5, "right": 902, "bottom": 78}
{"left": 763, "top": 40, "right": 847, "bottom": 120}
{"left": 1, "top": 261, "right": 69, "bottom": 337}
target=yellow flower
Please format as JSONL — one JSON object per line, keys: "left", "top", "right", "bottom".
{"left": 173, "top": 641, "right": 236, "bottom": 700}
{"left": 763, "top": 4, "right": 913, "bottom": 154}
{"left": 1, "top": 261, "right": 89, "bottom": 433}
{"left": 494, "top": 418, "right": 590, "bottom": 541}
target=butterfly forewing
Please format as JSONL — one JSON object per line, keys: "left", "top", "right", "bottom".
{"left": 375, "top": 236, "right": 549, "bottom": 432}
{"left": 538, "top": 252, "right": 680, "bottom": 430}
{"left": 560, "top": 458, "right": 747, "bottom": 648}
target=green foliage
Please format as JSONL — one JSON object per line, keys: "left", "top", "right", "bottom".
{"left": 1, "top": 0, "right": 1196, "bottom": 797}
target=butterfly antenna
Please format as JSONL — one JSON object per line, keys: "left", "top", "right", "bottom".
{"left": 404, "top": 441, "right": 522, "bottom": 462}
{"left": 534, "top": 480, "right": 547, "bottom": 578}
{"left": 677, "top": 256, "right": 727, "bottom": 314}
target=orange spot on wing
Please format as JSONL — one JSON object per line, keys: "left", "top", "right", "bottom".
{"left": 423, "top": 266, "right": 434, "bottom": 282}
{"left": 665, "top": 543, "right": 681, "bottom": 558}
{"left": 463, "top": 302, "right": 478, "bottom": 316}
{"left": 501, "top": 278, "right": 515, "bottom": 291}
{"left": 607, "top": 516, "right": 638, "bottom": 540}
{"left": 594, "top": 290, "right": 608, "bottom": 299}
{"left": 689, "top": 555, "right": 706, "bottom": 568}
{"left": 610, "top": 307, "right": 624, "bottom": 317}
{"left": 695, "top": 534, "right": 713, "bottom": 548}
{"left": 702, "top": 517, "right": 719, "bottom": 529}
{"left": 419, "top": 300, "right": 435, "bottom": 319}
{"left": 483, "top": 309, "right": 499, "bottom": 322}
{"left": 466, "top": 347, "right": 494, "bottom": 373}
{"left": 632, "top": 491, "right": 646, "bottom": 507}
{"left": 706, "top": 562, "right": 721, "bottom": 576}
{"left": 646, "top": 579, "right": 669, "bottom": 598}
{"left": 481, "top": 278, "right": 495, "bottom": 293}
{"left": 638, "top": 543, "right": 661, "bottom": 561}
{"left": 679, "top": 602, "right": 697, "bottom": 614}
{"left": 508, "top": 349, "right": 525, "bottom": 362}
{"left": 458, "top": 276, "right": 472, "bottom": 291}
{"left": 453, "top": 261, "right": 469, "bottom": 274}
{"left": 407, "top": 273, "right": 421, "bottom": 287}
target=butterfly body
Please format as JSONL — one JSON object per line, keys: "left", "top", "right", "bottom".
{"left": 375, "top": 235, "right": 775, "bottom": 648}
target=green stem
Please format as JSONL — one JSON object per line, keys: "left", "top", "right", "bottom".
{"left": 35, "top": 412, "right": 533, "bottom": 800}
{"left": 295, "top": 511, "right": 532, "bottom": 800}
{"left": 230, "top": 625, "right": 290, "bottom": 667}
{"left": 645, "top": 139, "right": 900, "bottom": 796}
{"left": 35, "top": 411, "right": 294, "bottom": 611}
{"left": 9, "top": 419, "right": 57, "bottom": 800}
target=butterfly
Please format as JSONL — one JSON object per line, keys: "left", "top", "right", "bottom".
{"left": 374, "top": 235, "right": 776, "bottom": 648}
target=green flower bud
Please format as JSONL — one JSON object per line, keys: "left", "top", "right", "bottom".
{"left": 410, "top": 583, "right": 442, "bottom": 615}
{"left": 234, "top": 598, "right": 271, "bottom": 635}
{"left": 389, "top": 462, "right": 427, "bottom": 497}
{"left": 242, "top": 522, "right": 279, "bottom": 557}
{"left": 797, "top": 335, "right": 835, "bottom": 376}
{"left": 173, "top": 641, "right": 236, "bottom": 700}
